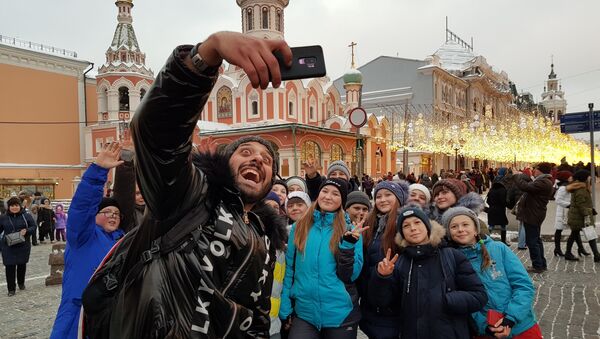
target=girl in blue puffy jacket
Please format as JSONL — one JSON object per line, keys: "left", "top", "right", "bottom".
{"left": 279, "top": 178, "right": 367, "bottom": 339}
{"left": 444, "top": 206, "right": 542, "bottom": 339}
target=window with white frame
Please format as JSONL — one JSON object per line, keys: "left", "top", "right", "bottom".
{"left": 288, "top": 92, "right": 296, "bottom": 117}
{"left": 249, "top": 91, "right": 259, "bottom": 116}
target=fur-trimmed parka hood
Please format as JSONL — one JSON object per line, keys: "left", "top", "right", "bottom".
{"left": 567, "top": 181, "right": 588, "bottom": 193}
{"left": 395, "top": 220, "right": 446, "bottom": 249}
{"left": 192, "top": 151, "right": 288, "bottom": 250}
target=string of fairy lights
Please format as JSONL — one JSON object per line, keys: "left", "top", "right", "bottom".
{"left": 387, "top": 108, "right": 599, "bottom": 164}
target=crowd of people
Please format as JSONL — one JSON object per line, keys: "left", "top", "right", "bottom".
{"left": 1, "top": 32, "right": 597, "bottom": 338}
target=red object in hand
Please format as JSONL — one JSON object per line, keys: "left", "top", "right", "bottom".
{"left": 487, "top": 309, "right": 504, "bottom": 326}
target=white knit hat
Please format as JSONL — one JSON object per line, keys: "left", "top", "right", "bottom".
{"left": 409, "top": 183, "right": 431, "bottom": 203}
{"left": 285, "top": 191, "right": 312, "bottom": 213}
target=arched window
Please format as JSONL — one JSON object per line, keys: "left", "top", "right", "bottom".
{"left": 288, "top": 92, "right": 296, "bottom": 117}
{"left": 276, "top": 10, "right": 282, "bottom": 31}
{"left": 331, "top": 144, "right": 343, "bottom": 162}
{"left": 327, "top": 100, "right": 334, "bottom": 118}
{"left": 310, "top": 106, "right": 315, "bottom": 120}
{"left": 262, "top": 7, "right": 269, "bottom": 29}
{"left": 249, "top": 91, "right": 259, "bottom": 116}
{"left": 247, "top": 8, "right": 253, "bottom": 31}
{"left": 118, "top": 87, "right": 129, "bottom": 111}
{"left": 301, "top": 140, "right": 321, "bottom": 168}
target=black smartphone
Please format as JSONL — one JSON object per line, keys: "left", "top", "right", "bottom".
{"left": 274, "top": 45, "right": 326, "bottom": 81}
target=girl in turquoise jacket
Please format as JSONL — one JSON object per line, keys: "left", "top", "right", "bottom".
{"left": 443, "top": 206, "right": 541, "bottom": 339}
{"left": 280, "top": 178, "right": 366, "bottom": 339}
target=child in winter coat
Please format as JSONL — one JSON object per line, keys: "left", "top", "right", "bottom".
{"left": 370, "top": 206, "right": 487, "bottom": 339}
{"left": 358, "top": 180, "right": 409, "bottom": 338}
{"left": 444, "top": 206, "right": 541, "bottom": 338}
{"left": 280, "top": 178, "right": 366, "bottom": 339}
{"left": 430, "top": 179, "right": 489, "bottom": 235}
{"left": 54, "top": 204, "right": 68, "bottom": 242}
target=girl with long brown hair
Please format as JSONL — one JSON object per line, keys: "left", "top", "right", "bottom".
{"left": 279, "top": 178, "right": 368, "bottom": 339}
{"left": 357, "top": 180, "right": 409, "bottom": 339}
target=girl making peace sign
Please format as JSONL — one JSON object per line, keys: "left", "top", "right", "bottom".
{"left": 279, "top": 178, "right": 367, "bottom": 339}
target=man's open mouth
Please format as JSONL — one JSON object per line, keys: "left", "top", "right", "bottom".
{"left": 240, "top": 167, "right": 261, "bottom": 183}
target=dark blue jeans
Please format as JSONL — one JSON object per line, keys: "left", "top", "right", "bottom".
{"left": 524, "top": 222, "right": 547, "bottom": 269}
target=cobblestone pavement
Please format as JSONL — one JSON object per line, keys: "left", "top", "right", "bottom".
{"left": 1, "top": 240, "right": 600, "bottom": 338}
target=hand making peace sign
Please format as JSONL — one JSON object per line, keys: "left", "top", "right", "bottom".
{"left": 377, "top": 248, "right": 399, "bottom": 277}
{"left": 344, "top": 215, "right": 370, "bottom": 240}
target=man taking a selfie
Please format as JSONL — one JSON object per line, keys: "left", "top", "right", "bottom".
{"left": 82, "top": 32, "right": 291, "bottom": 338}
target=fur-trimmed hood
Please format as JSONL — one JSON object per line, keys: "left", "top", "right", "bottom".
{"left": 395, "top": 220, "right": 446, "bottom": 249}
{"left": 429, "top": 192, "right": 485, "bottom": 224}
{"left": 567, "top": 181, "right": 588, "bottom": 193}
{"left": 192, "top": 151, "right": 288, "bottom": 250}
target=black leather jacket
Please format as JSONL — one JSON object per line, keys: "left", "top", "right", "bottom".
{"left": 82, "top": 45, "right": 287, "bottom": 339}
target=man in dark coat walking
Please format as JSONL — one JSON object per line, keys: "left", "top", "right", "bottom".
{"left": 515, "top": 162, "right": 554, "bottom": 273}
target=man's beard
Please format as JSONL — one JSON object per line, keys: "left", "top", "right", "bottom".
{"left": 239, "top": 184, "right": 271, "bottom": 205}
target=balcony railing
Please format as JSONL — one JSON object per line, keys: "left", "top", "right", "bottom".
{"left": 0, "top": 34, "right": 77, "bottom": 58}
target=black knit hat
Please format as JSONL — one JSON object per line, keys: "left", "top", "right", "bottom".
{"left": 97, "top": 197, "right": 121, "bottom": 214}
{"left": 396, "top": 206, "right": 432, "bottom": 236}
{"left": 319, "top": 178, "right": 348, "bottom": 210}
{"left": 223, "top": 136, "right": 279, "bottom": 183}
{"left": 573, "top": 169, "right": 591, "bottom": 183}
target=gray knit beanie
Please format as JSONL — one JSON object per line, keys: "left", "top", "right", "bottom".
{"left": 223, "top": 136, "right": 279, "bottom": 182}
{"left": 327, "top": 160, "right": 350, "bottom": 179}
{"left": 441, "top": 206, "right": 481, "bottom": 234}
{"left": 345, "top": 191, "right": 372, "bottom": 210}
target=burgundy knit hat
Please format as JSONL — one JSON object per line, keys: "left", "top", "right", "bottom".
{"left": 556, "top": 171, "right": 572, "bottom": 182}
{"left": 432, "top": 179, "right": 467, "bottom": 200}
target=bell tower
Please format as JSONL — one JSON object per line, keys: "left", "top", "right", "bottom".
{"left": 236, "top": 0, "right": 289, "bottom": 40}
{"left": 540, "top": 59, "right": 567, "bottom": 123}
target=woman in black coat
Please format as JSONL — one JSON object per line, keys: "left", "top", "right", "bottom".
{"left": 0, "top": 197, "right": 36, "bottom": 296}
{"left": 485, "top": 181, "right": 509, "bottom": 244}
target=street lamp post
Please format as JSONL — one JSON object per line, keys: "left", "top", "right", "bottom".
{"left": 454, "top": 147, "right": 459, "bottom": 171}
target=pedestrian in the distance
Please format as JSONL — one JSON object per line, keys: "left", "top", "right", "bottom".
{"left": 566, "top": 170, "right": 600, "bottom": 262}
{"left": 38, "top": 197, "right": 56, "bottom": 243}
{"left": 0, "top": 197, "right": 36, "bottom": 296}
{"left": 514, "top": 162, "right": 555, "bottom": 273}
{"left": 553, "top": 170, "right": 572, "bottom": 256}
{"left": 444, "top": 207, "right": 542, "bottom": 339}
{"left": 54, "top": 204, "right": 68, "bottom": 242}
{"left": 485, "top": 180, "right": 509, "bottom": 244}
{"left": 280, "top": 178, "right": 366, "bottom": 339}
{"left": 369, "top": 206, "right": 488, "bottom": 339}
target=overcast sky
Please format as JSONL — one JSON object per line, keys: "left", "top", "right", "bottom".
{"left": 2, "top": 0, "right": 599, "bottom": 114}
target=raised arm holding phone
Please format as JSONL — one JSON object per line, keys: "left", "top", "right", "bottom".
{"left": 81, "top": 32, "right": 292, "bottom": 338}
